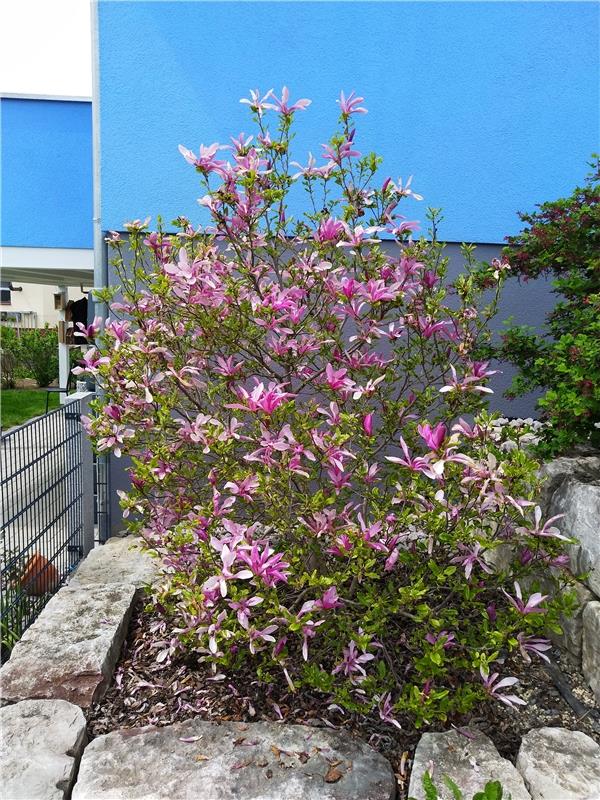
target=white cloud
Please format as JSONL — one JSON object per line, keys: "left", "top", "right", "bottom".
{"left": 0, "top": 0, "right": 92, "bottom": 97}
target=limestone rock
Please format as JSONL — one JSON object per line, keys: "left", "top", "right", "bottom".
{"left": 582, "top": 601, "right": 600, "bottom": 704}
{"left": 72, "top": 719, "right": 396, "bottom": 800}
{"left": 408, "top": 729, "right": 530, "bottom": 800}
{"left": 549, "top": 580, "right": 594, "bottom": 663}
{"left": 69, "top": 535, "right": 159, "bottom": 589}
{"left": 539, "top": 454, "right": 600, "bottom": 514}
{"left": 517, "top": 727, "right": 600, "bottom": 800}
{"left": 549, "top": 479, "right": 600, "bottom": 595}
{"left": 1, "top": 699, "right": 87, "bottom": 799}
{"left": 0, "top": 583, "right": 136, "bottom": 708}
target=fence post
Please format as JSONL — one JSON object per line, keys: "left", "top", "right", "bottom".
{"left": 72, "top": 391, "right": 96, "bottom": 556}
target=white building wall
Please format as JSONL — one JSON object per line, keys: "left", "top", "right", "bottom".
{"left": 1, "top": 282, "right": 86, "bottom": 328}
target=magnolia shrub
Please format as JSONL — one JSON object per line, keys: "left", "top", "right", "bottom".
{"left": 82, "top": 89, "right": 575, "bottom": 726}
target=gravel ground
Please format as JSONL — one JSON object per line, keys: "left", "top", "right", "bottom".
{"left": 88, "top": 600, "right": 600, "bottom": 799}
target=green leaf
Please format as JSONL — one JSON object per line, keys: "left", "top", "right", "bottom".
{"left": 443, "top": 774, "right": 464, "bottom": 800}
{"left": 422, "top": 771, "right": 439, "bottom": 800}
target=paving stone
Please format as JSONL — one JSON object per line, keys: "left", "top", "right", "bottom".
{"left": 1, "top": 699, "right": 87, "bottom": 800}
{"left": 408, "top": 729, "right": 530, "bottom": 800}
{"left": 0, "top": 583, "right": 136, "bottom": 708}
{"left": 69, "top": 535, "right": 159, "bottom": 589}
{"left": 517, "top": 727, "right": 600, "bottom": 800}
{"left": 71, "top": 719, "right": 395, "bottom": 800}
{"left": 582, "top": 600, "right": 600, "bottom": 704}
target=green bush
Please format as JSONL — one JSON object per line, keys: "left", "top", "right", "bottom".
{"left": 17, "top": 326, "right": 59, "bottom": 388}
{"left": 492, "top": 157, "right": 600, "bottom": 456}
{"left": 0, "top": 326, "right": 21, "bottom": 388}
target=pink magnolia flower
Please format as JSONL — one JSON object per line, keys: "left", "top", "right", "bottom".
{"left": 332, "top": 641, "right": 374, "bottom": 681}
{"left": 316, "top": 586, "right": 343, "bottom": 610}
{"left": 238, "top": 545, "right": 290, "bottom": 587}
{"left": 75, "top": 315, "right": 103, "bottom": 340}
{"left": 516, "top": 506, "right": 570, "bottom": 541}
{"left": 224, "top": 474, "right": 260, "bottom": 502}
{"left": 450, "top": 542, "right": 493, "bottom": 580}
{"left": 362, "top": 413, "right": 374, "bottom": 437}
{"left": 291, "top": 152, "right": 334, "bottom": 179}
{"left": 352, "top": 376, "right": 385, "bottom": 400}
{"left": 315, "top": 217, "right": 346, "bottom": 243}
{"left": 324, "top": 363, "right": 355, "bottom": 393}
{"left": 202, "top": 544, "right": 253, "bottom": 598}
{"left": 480, "top": 667, "right": 526, "bottom": 708}
{"left": 392, "top": 175, "right": 423, "bottom": 201}
{"left": 327, "top": 533, "right": 353, "bottom": 557}
{"left": 337, "top": 90, "right": 368, "bottom": 116}
{"left": 327, "top": 466, "right": 352, "bottom": 494}
{"left": 266, "top": 86, "right": 311, "bottom": 115}
{"left": 72, "top": 348, "right": 110, "bottom": 376}
{"left": 516, "top": 633, "right": 552, "bottom": 664}
{"left": 226, "top": 380, "right": 295, "bottom": 414}
{"left": 377, "top": 692, "right": 402, "bottom": 729}
{"left": 502, "top": 581, "right": 548, "bottom": 615}
{"left": 228, "top": 596, "right": 263, "bottom": 629}
{"left": 178, "top": 142, "right": 227, "bottom": 176}
{"left": 317, "top": 401, "right": 341, "bottom": 426}
{"left": 321, "top": 134, "right": 361, "bottom": 165}
{"left": 301, "top": 619, "right": 324, "bottom": 660}
{"left": 248, "top": 624, "right": 279, "bottom": 654}
{"left": 425, "top": 630, "right": 456, "bottom": 649}
{"left": 440, "top": 365, "right": 494, "bottom": 395}
{"left": 239, "top": 88, "right": 275, "bottom": 116}
{"left": 418, "top": 422, "right": 447, "bottom": 451}
{"left": 385, "top": 437, "right": 439, "bottom": 480}
{"left": 214, "top": 356, "right": 244, "bottom": 378}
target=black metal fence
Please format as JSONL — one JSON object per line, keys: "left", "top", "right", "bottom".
{"left": 0, "top": 401, "right": 87, "bottom": 657}
{"left": 95, "top": 451, "right": 111, "bottom": 544}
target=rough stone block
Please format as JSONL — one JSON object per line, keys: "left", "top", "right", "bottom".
{"left": 408, "top": 729, "right": 530, "bottom": 800}
{"left": 1, "top": 699, "right": 87, "bottom": 799}
{"left": 69, "top": 535, "right": 159, "bottom": 589}
{"left": 539, "top": 455, "right": 600, "bottom": 515}
{"left": 0, "top": 583, "right": 136, "bottom": 708}
{"left": 72, "top": 719, "right": 395, "bottom": 800}
{"left": 582, "top": 600, "right": 600, "bottom": 704}
{"left": 549, "top": 580, "right": 594, "bottom": 663}
{"left": 547, "top": 475, "right": 600, "bottom": 596}
{"left": 517, "top": 727, "right": 600, "bottom": 800}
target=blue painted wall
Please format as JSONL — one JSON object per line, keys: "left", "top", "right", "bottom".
{"left": 1, "top": 98, "right": 93, "bottom": 249}
{"left": 97, "top": 1, "right": 598, "bottom": 242}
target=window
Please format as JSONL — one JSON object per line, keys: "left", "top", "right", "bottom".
{"left": 0, "top": 283, "right": 11, "bottom": 305}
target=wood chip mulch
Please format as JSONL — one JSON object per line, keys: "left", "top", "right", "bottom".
{"left": 88, "top": 598, "right": 600, "bottom": 800}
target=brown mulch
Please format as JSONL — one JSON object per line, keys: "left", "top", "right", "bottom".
{"left": 88, "top": 598, "right": 600, "bottom": 799}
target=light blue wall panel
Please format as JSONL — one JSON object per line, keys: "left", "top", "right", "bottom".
{"left": 1, "top": 98, "right": 93, "bottom": 249}
{"left": 97, "top": 1, "right": 599, "bottom": 242}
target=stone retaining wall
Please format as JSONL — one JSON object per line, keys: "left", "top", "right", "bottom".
{"left": 539, "top": 452, "right": 600, "bottom": 704}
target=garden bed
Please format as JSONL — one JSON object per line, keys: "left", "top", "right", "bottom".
{"left": 88, "top": 598, "right": 600, "bottom": 799}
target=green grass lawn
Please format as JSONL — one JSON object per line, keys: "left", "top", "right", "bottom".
{"left": 0, "top": 389, "right": 60, "bottom": 430}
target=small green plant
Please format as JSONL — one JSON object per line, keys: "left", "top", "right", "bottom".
{"left": 491, "top": 156, "right": 600, "bottom": 457}
{"left": 411, "top": 773, "right": 509, "bottom": 800}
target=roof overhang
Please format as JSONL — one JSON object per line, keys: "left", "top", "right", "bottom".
{"left": 0, "top": 246, "right": 94, "bottom": 287}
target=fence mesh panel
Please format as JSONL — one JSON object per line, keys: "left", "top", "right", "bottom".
{"left": 1, "top": 401, "right": 85, "bottom": 657}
